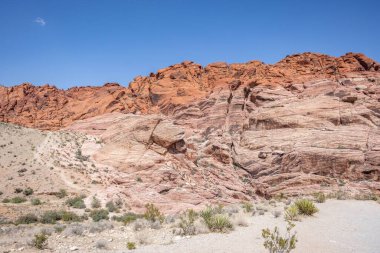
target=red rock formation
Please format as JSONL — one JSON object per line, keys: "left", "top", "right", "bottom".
{"left": 1, "top": 52, "right": 379, "bottom": 130}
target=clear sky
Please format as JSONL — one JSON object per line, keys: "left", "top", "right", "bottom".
{"left": 1, "top": 0, "right": 379, "bottom": 89}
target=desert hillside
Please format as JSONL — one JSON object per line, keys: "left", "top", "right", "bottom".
{"left": 0, "top": 52, "right": 380, "bottom": 252}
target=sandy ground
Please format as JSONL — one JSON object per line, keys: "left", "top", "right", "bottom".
{"left": 134, "top": 200, "right": 380, "bottom": 253}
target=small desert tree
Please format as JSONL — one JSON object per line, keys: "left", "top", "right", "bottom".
{"left": 262, "top": 221, "right": 297, "bottom": 253}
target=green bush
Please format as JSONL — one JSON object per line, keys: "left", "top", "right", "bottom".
{"left": 33, "top": 233, "right": 48, "bottom": 249}
{"left": 90, "top": 209, "right": 109, "bottom": 222}
{"left": 112, "top": 212, "right": 139, "bottom": 225}
{"left": 15, "top": 213, "right": 38, "bottom": 224}
{"left": 284, "top": 205, "right": 299, "bottom": 221}
{"left": 127, "top": 241, "right": 136, "bottom": 250}
{"left": 295, "top": 199, "right": 318, "bottom": 216}
{"left": 106, "top": 200, "right": 118, "bottom": 212}
{"left": 61, "top": 211, "right": 81, "bottom": 222}
{"left": 143, "top": 203, "right": 164, "bottom": 223}
{"left": 23, "top": 187, "right": 34, "bottom": 196}
{"left": 206, "top": 214, "right": 233, "bottom": 232}
{"left": 31, "top": 198, "right": 42, "bottom": 205}
{"left": 179, "top": 209, "right": 198, "bottom": 235}
{"left": 91, "top": 197, "right": 101, "bottom": 208}
{"left": 314, "top": 192, "right": 326, "bottom": 203}
{"left": 242, "top": 202, "right": 253, "bottom": 213}
{"left": 9, "top": 196, "right": 27, "bottom": 203}
{"left": 40, "top": 211, "right": 62, "bottom": 224}
{"left": 262, "top": 221, "right": 297, "bottom": 253}
{"left": 66, "top": 196, "right": 86, "bottom": 209}
{"left": 55, "top": 189, "right": 67, "bottom": 199}
{"left": 2, "top": 198, "right": 10, "bottom": 203}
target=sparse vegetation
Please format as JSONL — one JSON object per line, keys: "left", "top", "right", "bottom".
{"left": 284, "top": 205, "right": 299, "bottom": 221}
{"left": 262, "top": 222, "right": 297, "bottom": 253}
{"left": 55, "top": 189, "right": 67, "bottom": 199}
{"left": 90, "top": 209, "right": 109, "bottom": 222}
{"left": 32, "top": 233, "right": 48, "bottom": 250}
{"left": 106, "top": 200, "right": 118, "bottom": 212}
{"left": 314, "top": 192, "right": 326, "bottom": 203}
{"left": 179, "top": 209, "right": 198, "bottom": 235}
{"left": 5, "top": 196, "right": 27, "bottom": 204}
{"left": 15, "top": 213, "right": 38, "bottom": 224}
{"left": 242, "top": 202, "right": 253, "bottom": 212}
{"left": 127, "top": 241, "right": 136, "bottom": 250}
{"left": 91, "top": 197, "right": 101, "bottom": 208}
{"left": 294, "top": 199, "right": 318, "bottom": 216}
{"left": 200, "top": 206, "right": 233, "bottom": 232}
{"left": 143, "top": 203, "right": 164, "bottom": 223}
{"left": 66, "top": 195, "right": 86, "bottom": 209}
{"left": 31, "top": 198, "right": 42, "bottom": 205}
{"left": 112, "top": 212, "right": 139, "bottom": 225}
{"left": 23, "top": 187, "right": 34, "bottom": 196}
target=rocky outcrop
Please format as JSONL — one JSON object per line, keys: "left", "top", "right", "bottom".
{"left": 2, "top": 52, "right": 380, "bottom": 209}
{"left": 1, "top": 52, "right": 379, "bottom": 130}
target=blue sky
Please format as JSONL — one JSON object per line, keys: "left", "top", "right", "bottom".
{"left": 0, "top": 0, "right": 379, "bottom": 89}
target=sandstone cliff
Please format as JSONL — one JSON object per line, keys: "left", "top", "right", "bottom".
{"left": 1, "top": 52, "right": 380, "bottom": 208}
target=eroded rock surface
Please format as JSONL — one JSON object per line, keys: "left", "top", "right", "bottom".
{"left": 2, "top": 52, "right": 380, "bottom": 210}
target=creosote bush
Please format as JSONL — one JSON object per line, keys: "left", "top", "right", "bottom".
{"left": 91, "top": 197, "right": 101, "bottom": 208}
{"left": 90, "top": 209, "right": 109, "bottom": 222}
{"left": 55, "top": 189, "right": 67, "bottom": 199}
{"left": 262, "top": 221, "right": 297, "bottom": 253}
{"left": 112, "top": 212, "right": 139, "bottom": 225}
{"left": 23, "top": 187, "right": 34, "bottom": 196}
{"left": 16, "top": 213, "right": 38, "bottom": 224}
{"left": 294, "top": 199, "right": 318, "bottom": 216}
{"left": 31, "top": 198, "right": 42, "bottom": 205}
{"left": 143, "top": 203, "right": 164, "bottom": 223}
{"left": 32, "top": 233, "right": 48, "bottom": 250}
{"left": 66, "top": 195, "right": 86, "bottom": 209}
{"left": 106, "top": 200, "right": 118, "bottom": 212}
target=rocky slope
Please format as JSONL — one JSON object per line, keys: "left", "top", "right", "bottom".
{"left": 1, "top": 52, "right": 380, "bottom": 210}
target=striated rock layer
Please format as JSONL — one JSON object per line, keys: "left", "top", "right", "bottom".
{"left": 2, "top": 52, "right": 380, "bottom": 209}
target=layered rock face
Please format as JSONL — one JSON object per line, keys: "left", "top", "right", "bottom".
{"left": 2, "top": 52, "right": 380, "bottom": 209}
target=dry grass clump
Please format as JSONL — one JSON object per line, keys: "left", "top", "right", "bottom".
{"left": 284, "top": 205, "right": 299, "bottom": 221}
{"left": 314, "top": 192, "right": 326, "bottom": 203}
{"left": 200, "top": 206, "right": 233, "bottom": 233}
{"left": 143, "top": 203, "right": 164, "bottom": 223}
{"left": 15, "top": 213, "right": 38, "bottom": 224}
{"left": 294, "top": 199, "right": 318, "bottom": 216}
{"left": 178, "top": 209, "right": 197, "bottom": 235}
{"left": 32, "top": 233, "right": 48, "bottom": 249}
{"left": 241, "top": 202, "right": 253, "bottom": 213}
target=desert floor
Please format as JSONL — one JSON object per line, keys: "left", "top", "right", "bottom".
{"left": 134, "top": 200, "right": 380, "bottom": 253}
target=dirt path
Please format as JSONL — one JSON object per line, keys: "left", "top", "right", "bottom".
{"left": 133, "top": 200, "right": 380, "bottom": 253}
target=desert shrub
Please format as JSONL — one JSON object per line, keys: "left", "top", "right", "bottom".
{"left": 112, "top": 212, "right": 139, "bottom": 225}
{"left": 91, "top": 197, "right": 101, "bottom": 208}
{"left": 127, "top": 241, "right": 136, "bottom": 250}
{"left": 66, "top": 195, "right": 86, "bottom": 209}
{"left": 67, "top": 224, "right": 84, "bottom": 236}
{"left": 143, "top": 203, "right": 164, "bottom": 223}
{"left": 32, "top": 233, "right": 48, "bottom": 249}
{"left": 314, "top": 192, "right": 326, "bottom": 203}
{"left": 23, "top": 187, "right": 34, "bottom": 196}
{"left": 262, "top": 222, "right": 297, "bottom": 253}
{"left": 61, "top": 211, "right": 81, "bottom": 222}
{"left": 95, "top": 239, "right": 107, "bottom": 249}
{"left": 179, "top": 209, "right": 198, "bottom": 235}
{"left": 54, "top": 224, "right": 66, "bottom": 233}
{"left": 294, "top": 199, "right": 318, "bottom": 216}
{"left": 284, "top": 205, "right": 299, "bottom": 221}
{"left": 0, "top": 191, "right": 3, "bottom": 195}
{"left": 106, "top": 200, "right": 118, "bottom": 212}
{"left": 9, "top": 196, "right": 26, "bottom": 203}
{"left": 242, "top": 202, "right": 253, "bottom": 213}
{"left": 205, "top": 214, "right": 233, "bottom": 232}
{"left": 55, "top": 189, "right": 67, "bottom": 199}
{"left": 31, "top": 198, "right": 42, "bottom": 205}
{"left": 2, "top": 198, "right": 10, "bottom": 203}
{"left": 89, "top": 220, "right": 114, "bottom": 233}
{"left": 40, "top": 211, "right": 62, "bottom": 224}
{"left": 15, "top": 213, "right": 38, "bottom": 224}
{"left": 90, "top": 209, "right": 109, "bottom": 222}
{"left": 15, "top": 188, "right": 23, "bottom": 193}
